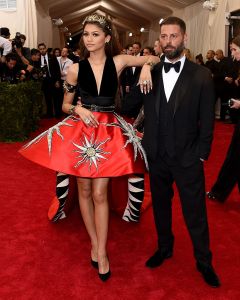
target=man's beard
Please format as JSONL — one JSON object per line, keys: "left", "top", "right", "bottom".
{"left": 162, "top": 41, "right": 185, "bottom": 59}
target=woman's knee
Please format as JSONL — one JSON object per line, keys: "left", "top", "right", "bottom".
{"left": 92, "top": 189, "right": 107, "bottom": 205}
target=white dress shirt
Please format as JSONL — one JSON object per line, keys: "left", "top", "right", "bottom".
{"left": 57, "top": 57, "right": 73, "bottom": 80}
{"left": 162, "top": 55, "right": 186, "bottom": 101}
{"left": 0, "top": 36, "right": 12, "bottom": 56}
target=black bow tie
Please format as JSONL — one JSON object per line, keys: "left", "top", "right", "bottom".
{"left": 163, "top": 61, "right": 181, "bottom": 73}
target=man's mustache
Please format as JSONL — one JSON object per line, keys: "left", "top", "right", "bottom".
{"left": 163, "top": 45, "right": 176, "bottom": 50}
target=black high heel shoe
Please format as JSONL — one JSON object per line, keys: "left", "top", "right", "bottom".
{"left": 98, "top": 256, "right": 111, "bottom": 281}
{"left": 98, "top": 269, "right": 111, "bottom": 282}
{"left": 91, "top": 259, "right": 98, "bottom": 269}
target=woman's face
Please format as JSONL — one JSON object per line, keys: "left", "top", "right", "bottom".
{"left": 83, "top": 23, "right": 110, "bottom": 53}
{"left": 230, "top": 42, "right": 240, "bottom": 61}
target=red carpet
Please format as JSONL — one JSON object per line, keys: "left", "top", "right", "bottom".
{"left": 1, "top": 120, "right": 240, "bottom": 299}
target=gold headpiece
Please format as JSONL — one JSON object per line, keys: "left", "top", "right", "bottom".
{"left": 82, "top": 14, "right": 111, "bottom": 31}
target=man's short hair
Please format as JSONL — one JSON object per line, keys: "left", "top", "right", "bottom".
{"left": 133, "top": 42, "right": 141, "bottom": 48}
{"left": 160, "top": 16, "right": 186, "bottom": 34}
{"left": 31, "top": 48, "right": 40, "bottom": 56}
{"left": 5, "top": 52, "right": 18, "bottom": 62}
{"left": 38, "top": 42, "right": 46, "bottom": 49}
{"left": 20, "top": 34, "right": 26, "bottom": 41}
{"left": 0, "top": 27, "right": 10, "bottom": 37}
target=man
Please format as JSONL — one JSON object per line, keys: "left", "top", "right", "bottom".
{"left": 123, "top": 16, "right": 220, "bottom": 287}
{"left": 68, "top": 45, "right": 81, "bottom": 63}
{"left": 27, "top": 48, "right": 42, "bottom": 81}
{"left": 0, "top": 27, "right": 12, "bottom": 62}
{"left": 12, "top": 33, "right": 31, "bottom": 67}
{"left": 38, "top": 42, "right": 61, "bottom": 118}
{"left": 0, "top": 52, "right": 26, "bottom": 83}
{"left": 56, "top": 47, "right": 73, "bottom": 118}
{"left": 124, "top": 42, "right": 142, "bottom": 94}
{"left": 214, "top": 49, "right": 236, "bottom": 121}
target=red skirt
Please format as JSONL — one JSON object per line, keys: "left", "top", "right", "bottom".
{"left": 19, "top": 113, "right": 147, "bottom": 178}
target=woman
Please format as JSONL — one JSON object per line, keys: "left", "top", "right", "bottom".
{"left": 19, "top": 14, "right": 159, "bottom": 281}
{"left": 207, "top": 36, "right": 240, "bottom": 203}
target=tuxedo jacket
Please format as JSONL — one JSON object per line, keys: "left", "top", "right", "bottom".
{"left": 41, "top": 54, "right": 61, "bottom": 84}
{"left": 123, "top": 60, "right": 215, "bottom": 167}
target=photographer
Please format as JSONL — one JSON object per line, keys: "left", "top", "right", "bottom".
{"left": 0, "top": 52, "right": 26, "bottom": 83}
{"left": 207, "top": 36, "right": 240, "bottom": 203}
{"left": 27, "top": 48, "right": 42, "bottom": 81}
{"left": 0, "top": 27, "right": 12, "bottom": 62}
{"left": 12, "top": 32, "right": 30, "bottom": 66}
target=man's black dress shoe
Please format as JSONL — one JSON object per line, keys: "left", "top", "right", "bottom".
{"left": 196, "top": 262, "right": 221, "bottom": 287}
{"left": 146, "top": 250, "right": 173, "bottom": 268}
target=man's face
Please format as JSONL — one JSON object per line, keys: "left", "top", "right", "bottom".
{"left": 206, "top": 50, "right": 214, "bottom": 60}
{"left": 38, "top": 45, "right": 47, "bottom": 56}
{"left": 32, "top": 53, "right": 40, "bottom": 61}
{"left": 7, "top": 59, "right": 16, "bottom": 69}
{"left": 20, "top": 38, "right": 25, "bottom": 46}
{"left": 61, "top": 47, "right": 68, "bottom": 57}
{"left": 215, "top": 50, "right": 223, "bottom": 61}
{"left": 132, "top": 44, "right": 141, "bottom": 55}
{"left": 159, "top": 24, "right": 186, "bottom": 61}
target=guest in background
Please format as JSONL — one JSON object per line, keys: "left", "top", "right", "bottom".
{"left": 183, "top": 47, "right": 192, "bottom": 60}
{"left": 56, "top": 47, "right": 73, "bottom": 118}
{"left": 68, "top": 45, "right": 81, "bottom": 63}
{"left": 0, "top": 27, "right": 12, "bottom": 62}
{"left": 0, "top": 52, "right": 26, "bottom": 83}
{"left": 53, "top": 47, "right": 61, "bottom": 58}
{"left": 38, "top": 42, "right": 61, "bottom": 118}
{"left": 143, "top": 46, "right": 154, "bottom": 56}
{"left": 207, "top": 36, "right": 240, "bottom": 203}
{"left": 195, "top": 53, "right": 205, "bottom": 66}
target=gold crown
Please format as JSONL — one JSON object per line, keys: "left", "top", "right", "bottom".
{"left": 83, "top": 14, "right": 106, "bottom": 25}
{"left": 82, "top": 14, "right": 111, "bottom": 31}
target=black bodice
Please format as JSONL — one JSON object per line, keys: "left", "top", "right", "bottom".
{"left": 77, "top": 57, "right": 118, "bottom": 106}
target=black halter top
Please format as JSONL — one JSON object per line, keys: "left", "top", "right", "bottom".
{"left": 77, "top": 56, "right": 118, "bottom": 107}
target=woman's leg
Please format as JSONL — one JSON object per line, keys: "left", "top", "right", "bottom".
{"left": 76, "top": 177, "right": 98, "bottom": 262}
{"left": 92, "top": 178, "right": 110, "bottom": 274}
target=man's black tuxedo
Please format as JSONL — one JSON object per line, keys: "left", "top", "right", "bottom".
{"left": 123, "top": 59, "right": 215, "bottom": 265}
{"left": 41, "top": 54, "right": 61, "bottom": 118}
{"left": 124, "top": 60, "right": 215, "bottom": 165}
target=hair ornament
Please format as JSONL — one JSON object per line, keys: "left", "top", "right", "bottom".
{"left": 82, "top": 14, "right": 111, "bottom": 31}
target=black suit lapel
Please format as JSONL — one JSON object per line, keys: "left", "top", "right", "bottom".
{"left": 172, "top": 60, "right": 195, "bottom": 116}
{"left": 153, "top": 62, "right": 163, "bottom": 117}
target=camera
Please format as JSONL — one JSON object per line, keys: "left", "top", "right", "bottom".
{"left": 228, "top": 99, "right": 234, "bottom": 107}
{"left": 12, "top": 32, "right": 23, "bottom": 48}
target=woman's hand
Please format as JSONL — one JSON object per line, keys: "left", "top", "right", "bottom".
{"left": 138, "top": 64, "right": 153, "bottom": 94}
{"left": 75, "top": 105, "right": 99, "bottom": 127}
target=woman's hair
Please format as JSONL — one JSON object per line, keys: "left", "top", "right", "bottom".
{"left": 79, "top": 14, "right": 121, "bottom": 58}
{"left": 231, "top": 35, "right": 240, "bottom": 48}
{"left": 53, "top": 47, "right": 61, "bottom": 56}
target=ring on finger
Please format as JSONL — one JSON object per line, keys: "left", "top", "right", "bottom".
{"left": 85, "top": 118, "right": 91, "bottom": 124}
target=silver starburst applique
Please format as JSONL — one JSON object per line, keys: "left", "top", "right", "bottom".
{"left": 22, "top": 116, "right": 79, "bottom": 155}
{"left": 72, "top": 133, "right": 111, "bottom": 171}
{"left": 103, "top": 113, "right": 149, "bottom": 170}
